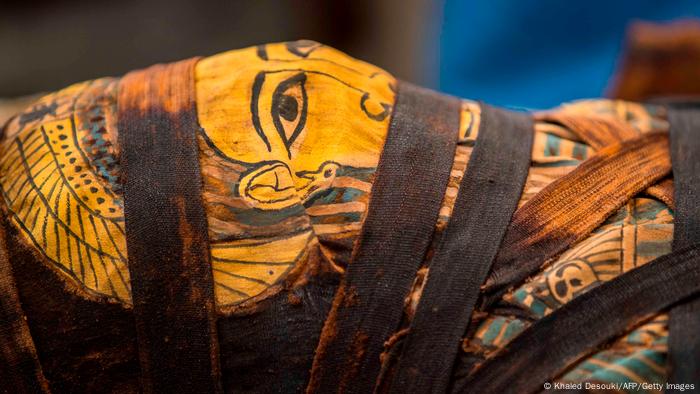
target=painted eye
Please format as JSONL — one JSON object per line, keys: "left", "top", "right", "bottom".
{"left": 271, "top": 73, "right": 307, "bottom": 158}
{"left": 278, "top": 95, "right": 298, "bottom": 122}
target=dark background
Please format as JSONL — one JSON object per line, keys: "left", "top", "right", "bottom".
{"left": 0, "top": 0, "right": 442, "bottom": 97}
{"left": 2, "top": 0, "right": 700, "bottom": 108}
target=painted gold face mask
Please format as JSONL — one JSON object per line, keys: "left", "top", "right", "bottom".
{"left": 0, "top": 41, "right": 397, "bottom": 309}
{"left": 195, "top": 42, "right": 395, "bottom": 307}
{"left": 196, "top": 41, "right": 395, "bottom": 211}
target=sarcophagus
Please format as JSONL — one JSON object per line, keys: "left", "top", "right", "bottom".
{"left": 0, "top": 41, "right": 698, "bottom": 394}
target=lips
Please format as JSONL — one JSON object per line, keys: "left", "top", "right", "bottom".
{"left": 241, "top": 162, "right": 298, "bottom": 205}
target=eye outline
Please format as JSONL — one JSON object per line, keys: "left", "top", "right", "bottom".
{"left": 271, "top": 72, "right": 308, "bottom": 159}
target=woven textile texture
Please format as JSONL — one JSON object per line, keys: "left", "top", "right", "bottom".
{"left": 0, "top": 41, "right": 685, "bottom": 392}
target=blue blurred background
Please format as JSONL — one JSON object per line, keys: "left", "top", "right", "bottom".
{"left": 439, "top": 0, "right": 700, "bottom": 109}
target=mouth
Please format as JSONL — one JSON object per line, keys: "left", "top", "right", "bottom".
{"left": 239, "top": 162, "right": 298, "bottom": 207}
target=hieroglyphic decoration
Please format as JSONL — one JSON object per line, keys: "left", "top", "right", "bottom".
{"left": 509, "top": 197, "right": 673, "bottom": 314}
{"left": 467, "top": 198, "right": 672, "bottom": 393}
{"left": 461, "top": 100, "right": 674, "bottom": 392}
{"left": 0, "top": 41, "right": 397, "bottom": 309}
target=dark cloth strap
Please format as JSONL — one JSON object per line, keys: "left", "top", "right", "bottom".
{"left": 0, "top": 224, "right": 50, "bottom": 393}
{"left": 454, "top": 243, "right": 700, "bottom": 394}
{"left": 307, "top": 82, "right": 461, "bottom": 394}
{"left": 388, "top": 104, "right": 533, "bottom": 393}
{"left": 667, "top": 107, "right": 700, "bottom": 389}
{"left": 117, "top": 58, "right": 223, "bottom": 393}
